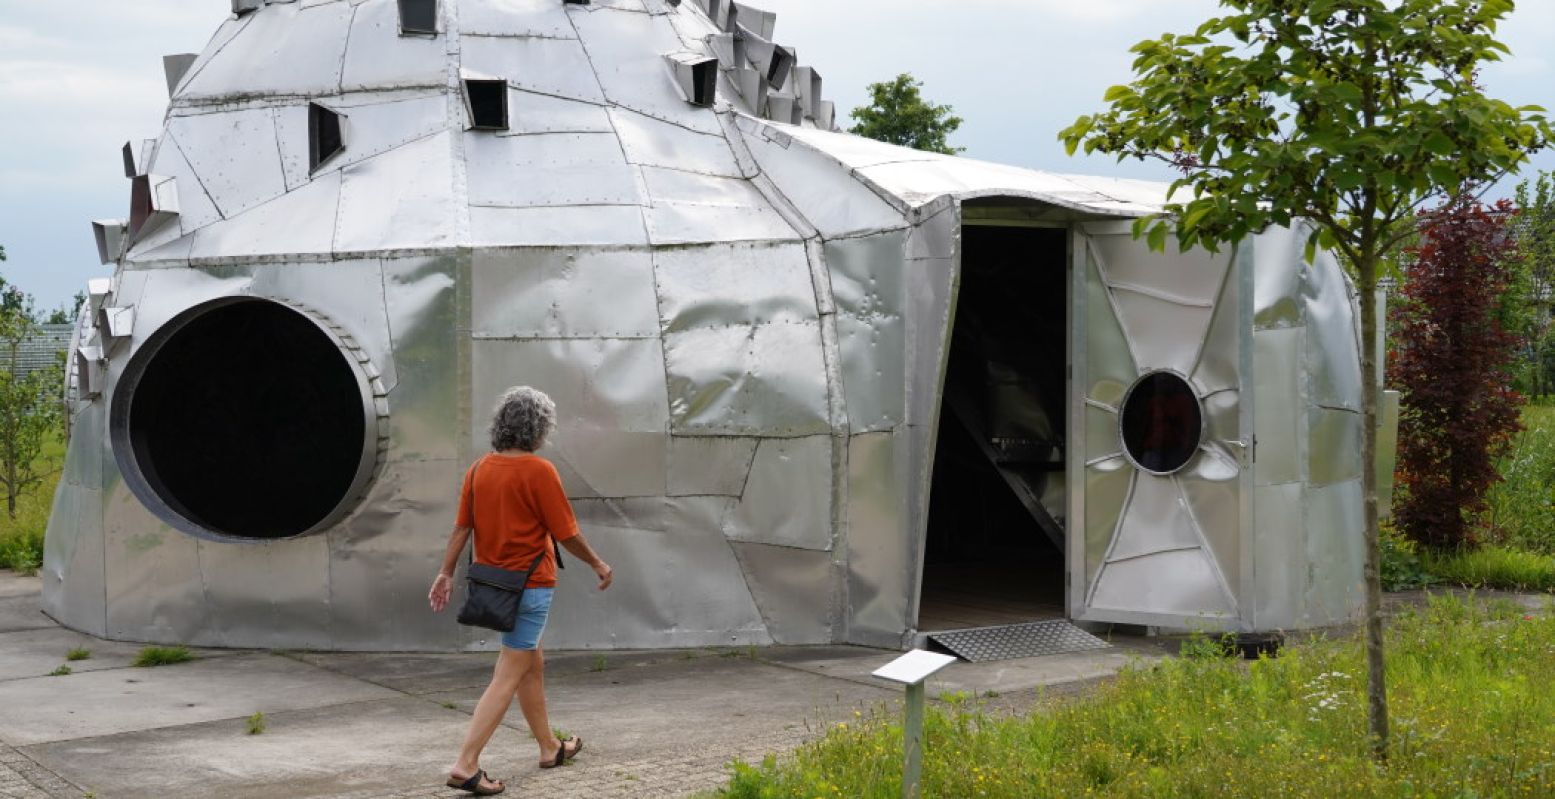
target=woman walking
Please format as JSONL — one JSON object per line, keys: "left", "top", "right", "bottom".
{"left": 429, "top": 387, "right": 614, "bottom": 796}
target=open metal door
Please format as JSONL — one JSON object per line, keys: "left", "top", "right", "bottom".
{"left": 1068, "top": 222, "right": 1252, "bottom": 629}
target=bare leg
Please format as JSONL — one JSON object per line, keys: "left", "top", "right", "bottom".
{"left": 451, "top": 648, "right": 526, "bottom": 790}
{"left": 511, "top": 648, "right": 574, "bottom": 765}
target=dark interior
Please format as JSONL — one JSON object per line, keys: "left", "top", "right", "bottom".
{"left": 465, "top": 79, "right": 509, "bottom": 130}
{"left": 397, "top": 0, "right": 438, "bottom": 34}
{"left": 1121, "top": 371, "right": 1203, "bottom": 474}
{"left": 308, "top": 103, "right": 344, "bottom": 171}
{"left": 122, "top": 300, "right": 366, "bottom": 539}
{"left": 920, "top": 224, "right": 1069, "bottom": 630}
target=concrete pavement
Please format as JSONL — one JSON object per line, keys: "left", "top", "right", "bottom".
{"left": 0, "top": 571, "right": 1169, "bottom": 798}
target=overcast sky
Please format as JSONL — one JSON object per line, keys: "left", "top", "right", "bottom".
{"left": 2, "top": 0, "right": 1552, "bottom": 310}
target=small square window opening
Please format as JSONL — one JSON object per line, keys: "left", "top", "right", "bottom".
{"left": 464, "top": 79, "right": 509, "bottom": 131}
{"left": 309, "top": 103, "right": 346, "bottom": 172}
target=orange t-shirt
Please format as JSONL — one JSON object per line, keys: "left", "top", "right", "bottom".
{"left": 455, "top": 454, "right": 580, "bottom": 588}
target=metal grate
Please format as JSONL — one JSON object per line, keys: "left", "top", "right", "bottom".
{"left": 928, "top": 620, "right": 1110, "bottom": 663}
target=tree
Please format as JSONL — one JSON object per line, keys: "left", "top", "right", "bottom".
{"left": 1060, "top": 0, "right": 1551, "bottom": 759}
{"left": 44, "top": 293, "right": 87, "bottom": 327}
{"left": 1513, "top": 172, "right": 1555, "bottom": 397}
{"left": 0, "top": 269, "right": 64, "bottom": 519}
{"left": 849, "top": 73, "right": 964, "bottom": 155}
{"left": 1389, "top": 199, "right": 1525, "bottom": 551}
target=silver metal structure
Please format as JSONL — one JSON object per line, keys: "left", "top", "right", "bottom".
{"left": 43, "top": 0, "right": 1372, "bottom": 651}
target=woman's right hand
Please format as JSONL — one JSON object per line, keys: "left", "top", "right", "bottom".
{"left": 428, "top": 573, "right": 453, "bottom": 612}
{"left": 592, "top": 560, "right": 614, "bottom": 591}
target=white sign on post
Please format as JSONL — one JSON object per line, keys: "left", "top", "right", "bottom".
{"left": 872, "top": 649, "right": 959, "bottom": 799}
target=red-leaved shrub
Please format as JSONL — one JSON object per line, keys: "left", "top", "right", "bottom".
{"left": 1388, "top": 198, "right": 1524, "bottom": 551}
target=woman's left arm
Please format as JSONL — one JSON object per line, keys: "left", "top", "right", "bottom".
{"left": 428, "top": 525, "right": 473, "bottom": 612}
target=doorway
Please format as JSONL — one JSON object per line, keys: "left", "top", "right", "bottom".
{"left": 918, "top": 222, "right": 1070, "bottom": 632}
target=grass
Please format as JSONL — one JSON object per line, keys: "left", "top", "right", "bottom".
{"left": 133, "top": 646, "right": 195, "bottom": 667}
{"left": 47, "top": 665, "right": 71, "bottom": 677}
{"left": 1424, "top": 546, "right": 1555, "bottom": 592}
{"left": 0, "top": 433, "right": 64, "bottom": 575}
{"left": 715, "top": 594, "right": 1555, "bottom": 799}
{"left": 246, "top": 712, "right": 266, "bottom": 735}
{"left": 1483, "top": 404, "right": 1555, "bottom": 555}
{"left": 590, "top": 655, "right": 609, "bottom": 672}
{"left": 65, "top": 648, "right": 90, "bottom": 661}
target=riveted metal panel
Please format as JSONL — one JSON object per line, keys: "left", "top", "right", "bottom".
{"left": 725, "top": 436, "right": 832, "bottom": 550}
{"left": 470, "top": 206, "right": 650, "bottom": 248}
{"left": 461, "top": 35, "right": 605, "bottom": 104}
{"left": 667, "top": 436, "right": 759, "bottom": 497}
{"left": 653, "top": 241, "right": 816, "bottom": 333}
{"left": 383, "top": 254, "right": 461, "bottom": 463}
{"left": 663, "top": 321, "right": 830, "bottom": 436}
{"left": 502, "top": 89, "right": 614, "bottom": 135}
{"left": 195, "top": 535, "right": 333, "bottom": 650}
{"left": 102, "top": 488, "right": 212, "bottom": 644}
{"left": 275, "top": 95, "right": 451, "bottom": 188}
{"left": 611, "top": 108, "right": 743, "bottom": 178}
{"left": 546, "top": 497, "right": 771, "bottom": 649}
{"left": 847, "top": 431, "right": 912, "bottom": 648}
{"left": 143, "top": 134, "right": 222, "bottom": 236}
{"left": 1089, "top": 547, "right": 1235, "bottom": 621}
{"left": 1302, "top": 479, "right": 1364, "bottom": 626}
{"left": 471, "top": 337, "right": 670, "bottom": 498}
{"left": 1252, "top": 481, "right": 1304, "bottom": 629}
{"left": 735, "top": 111, "right": 906, "bottom": 239}
{"left": 1091, "top": 233, "right": 1229, "bottom": 307}
{"left": 461, "top": 1, "right": 576, "bottom": 37}
{"left": 179, "top": 1, "right": 354, "bottom": 100}
{"left": 188, "top": 171, "right": 341, "bottom": 260}
{"left": 341, "top": 0, "right": 448, "bottom": 91}
{"left": 473, "top": 248, "right": 660, "bottom": 339}
{"left": 1308, "top": 407, "right": 1363, "bottom": 487}
{"left": 569, "top": 6, "right": 724, "bottom": 136}
{"left": 1251, "top": 223, "right": 1307, "bottom": 331}
{"left": 325, "top": 459, "right": 466, "bottom": 651}
{"left": 1252, "top": 327, "right": 1303, "bottom": 487}
{"left": 1302, "top": 246, "right": 1364, "bottom": 411}
{"left": 826, "top": 232, "right": 907, "bottom": 433}
{"left": 730, "top": 542, "right": 836, "bottom": 644}
{"left": 335, "top": 132, "right": 457, "bottom": 252}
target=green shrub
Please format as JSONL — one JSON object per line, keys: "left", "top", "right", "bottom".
{"left": 1424, "top": 546, "right": 1555, "bottom": 591}
{"left": 65, "top": 648, "right": 90, "bottom": 662}
{"left": 716, "top": 595, "right": 1555, "bottom": 798}
{"left": 1380, "top": 524, "right": 1435, "bottom": 591}
{"left": 246, "top": 712, "right": 266, "bottom": 735}
{"left": 133, "top": 646, "right": 195, "bottom": 667}
{"left": 1483, "top": 405, "right": 1555, "bottom": 554}
{"left": 0, "top": 433, "right": 63, "bottom": 576}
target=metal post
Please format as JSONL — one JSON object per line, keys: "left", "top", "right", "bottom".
{"left": 903, "top": 681, "right": 925, "bottom": 799}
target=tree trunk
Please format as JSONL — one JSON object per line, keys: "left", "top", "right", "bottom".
{"left": 1358, "top": 255, "right": 1389, "bottom": 761}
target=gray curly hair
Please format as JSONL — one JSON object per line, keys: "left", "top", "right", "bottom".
{"left": 489, "top": 386, "right": 557, "bottom": 452}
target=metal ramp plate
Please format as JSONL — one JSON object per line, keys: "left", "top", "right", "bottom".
{"left": 927, "top": 620, "right": 1110, "bottom": 663}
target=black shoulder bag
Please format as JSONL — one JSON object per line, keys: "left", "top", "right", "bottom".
{"left": 454, "top": 457, "right": 562, "bottom": 633}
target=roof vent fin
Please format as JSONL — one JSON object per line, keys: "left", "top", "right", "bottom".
{"left": 128, "top": 175, "right": 180, "bottom": 241}
{"left": 162, "top": 54, "right": 198, "bottom": 98}
{"left": 232, "top": 0, "right": 263, "bottom": 15}
{"left": 665, "top": 52, "right": 719, "bottom": 107}
{"left": 92, "top": 220, "right": 128, "bottom": 265}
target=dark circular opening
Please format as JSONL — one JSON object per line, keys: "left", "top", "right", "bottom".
{"left": 1119, "top": 371, "right": 1203, "bottom": 475}
{"left": 115, "top": 300, "right": 370, "bottom": 540}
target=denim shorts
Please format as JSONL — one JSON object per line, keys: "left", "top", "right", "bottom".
{"left": 500, "top": 587, "right": 554, "bottom": 651}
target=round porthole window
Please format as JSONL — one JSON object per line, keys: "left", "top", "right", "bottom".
{"left": 1119, "top": 371, "right": 1204, "bottom": 475}
{"left": 110, "top": 298, "right": 379, "bottom": 541}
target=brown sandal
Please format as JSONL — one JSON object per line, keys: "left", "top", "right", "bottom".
{"left": 447, "top": 769, "right": 505, "bottom": 795}
{"left": 540, "top": 736, "right": 583, "bottom": 769}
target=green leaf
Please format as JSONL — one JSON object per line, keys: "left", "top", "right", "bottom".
{"left": 1103, "top": 85, "right": 1135, "bottom": 103}
{"left": 1147, "top": 222, "right": 1169, "bottom": 253}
